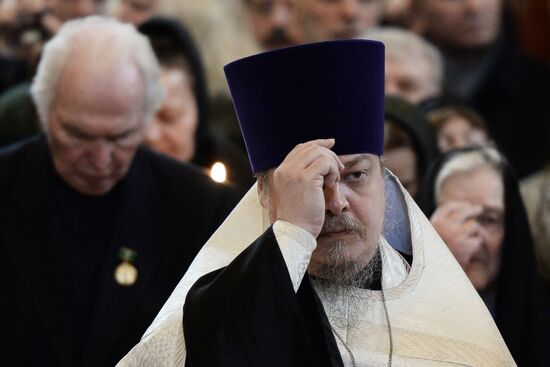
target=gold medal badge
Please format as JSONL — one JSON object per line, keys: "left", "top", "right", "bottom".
{"left": 115, "top": 246, "right": 138, "bottom": 286}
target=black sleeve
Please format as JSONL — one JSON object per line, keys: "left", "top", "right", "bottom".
{"left": 183, "top": 226, "right": 343, "bottom": 367}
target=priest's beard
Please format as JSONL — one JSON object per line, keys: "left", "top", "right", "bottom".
{"left": 311, "top": 213, "right": 379, "bottom": 285}
{"left": 311, "top": 249, "right": 382, "bottom": 329}
{"left": 310, "top": 211, "right": 383, "bottom": 328}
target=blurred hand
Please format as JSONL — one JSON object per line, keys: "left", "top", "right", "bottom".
{"left": 267, "top": 139, "right": 344, "bottom": 238}
{"left": 430, "top": 201, "right": 483, "bottom": 265}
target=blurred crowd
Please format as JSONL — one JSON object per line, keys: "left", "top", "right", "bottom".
{"left": 0, "top": 0, "right": 549, "bottom": 366}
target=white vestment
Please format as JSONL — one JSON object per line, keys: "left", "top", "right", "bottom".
{"left": 117, "top": 173, "right": 515, "bottom": 366}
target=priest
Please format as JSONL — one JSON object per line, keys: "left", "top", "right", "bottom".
{"left": 118, "top": 40, "right": 515, "bottom": 366}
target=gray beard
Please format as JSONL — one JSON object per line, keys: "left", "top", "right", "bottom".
{"left": 311, "top": 249, "right": 382, "bottom": 329}
{"left": 311, "top": 240, "right": 380, "bottom": 287}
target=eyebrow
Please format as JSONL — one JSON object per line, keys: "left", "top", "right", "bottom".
{"left": 62, "top": 123, "right": 94, "bottom": 139}
{"left": 343, "top": 154, "right": 374, "bottom": 169}
{"left": 482, "top": 206, "right": 505, "bottom": 214}
{"left": 62, "top": 121, "right": 138, "bottom": 140}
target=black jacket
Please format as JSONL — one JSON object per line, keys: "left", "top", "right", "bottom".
{"left": 0, "top": 135, "right": 239, "bottom": 367}
{"left": 471, "top": 37, "right": 550, "bottom": 178}
{"left": 184, "top": 226, "right": 344, "bottom": 367}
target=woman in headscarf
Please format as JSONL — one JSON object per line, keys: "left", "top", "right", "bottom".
{"left": 419, "top": 146, "right": 550, "bottom": 366}
{"left": 427, "top": 104, "right": 491, "bottom": 153}
{"left": 138, "top": 17, "right": 253, "bottom": 193}
{"left": 384, "top": 96, "right": 438, "bottom": 199}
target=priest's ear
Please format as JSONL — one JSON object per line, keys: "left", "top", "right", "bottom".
{"left": 256, "top": 171, "right": 269, "bottom": 209}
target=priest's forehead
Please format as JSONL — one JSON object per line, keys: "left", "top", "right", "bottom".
{"left": 338, "top": 153, "right": 380, "bottom": 168}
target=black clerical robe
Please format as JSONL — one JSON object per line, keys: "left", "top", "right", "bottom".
{"left": 0, "top": 135, "right": 239, "bottom": 367}
{"left": 183, "top": 226, "right": 344, "bottom": 367}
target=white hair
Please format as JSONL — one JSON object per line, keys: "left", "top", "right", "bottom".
{"left": 435, "top": 147, "right": 505, "bottom": 202}
{"left": 31, "top": 16, "right": 164, "bottom": 129}
{"left": 364, "top": 27, "right": 444, "bottom": 93}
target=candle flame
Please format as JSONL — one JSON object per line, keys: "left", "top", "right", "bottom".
{"left": 210, "top": 162, "right": 227, "bottom": 183}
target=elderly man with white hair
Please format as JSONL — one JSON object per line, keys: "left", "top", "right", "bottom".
{"left": 0, "top": 16, "right": 237, "bottom": 367}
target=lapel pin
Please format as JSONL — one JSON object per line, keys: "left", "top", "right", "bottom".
{"left": 115, "top": 246, "right": 138, "bottom": 286}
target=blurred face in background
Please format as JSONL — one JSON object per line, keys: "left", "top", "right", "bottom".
{"left": 437, "top": 165, "right": 504, "bottom": 292}
{"left": 48, "top": 63, "right": 147, "bottom": 196}
{"left": 384, "top": 146, "right": 418, "bottom": 197}
{"left": 418, "top": 0, "right": 503, "bottom": 49}
{"left": 385, "top": 53, "right": 440, "bottom": 104}
{"left": 383, "top": 122, "right": 420, "bottom": 198}
{"left": 298, "top": 0, "right": 384, "bottom": 42}
{"left": 437, "top": 115, "right": 489, "bottom": 152}
{"left": 245, "top": 0, "right": 304, "bottom": 49}
{"left": 383, "top": 0, "right": 413, "bottom": 27}
{"left": 47, "top": 0, "right": 105, "bottom": 22}
{"left": 116, "top": 0, "right": 158, "bottom": 26}
{"left": 145, "top": 66, "right": 198, "bottom": 162}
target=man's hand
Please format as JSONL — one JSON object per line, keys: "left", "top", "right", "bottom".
{"left": 268, "top": 139, "right": 344, "bottom": 238}
{"left": 430, "top": 201, "right": 483, "bottom": 265}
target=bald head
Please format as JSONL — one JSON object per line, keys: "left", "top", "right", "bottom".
{"left": 55, "top": 31, "right": 147, "bottom": 116}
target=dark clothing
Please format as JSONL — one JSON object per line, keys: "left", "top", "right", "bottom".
{"left": 184, "top": 226, "right": 344, "bottom": 367}
{"left": 53, "top": 174, "right": 120, "bottom": 366}
{"left": 471, "top": 36, "right": 550, "bottom": 178}
{"left": 0, "top": 135, "right": 239, "bottom": 367}
{"left": 384, "top": 96, "right": 438, "bottom": 199}
{"left": 0, "top": 18, "right": 255, "bottom": 192}
{"left": 419, "top": 147, "right": 550, "bottom": 366}
{"left": 0, "top": 83, "right": 39, "bottom": 147}
{"left": 432, "top": 18, "right": 550, "bottom": 178}
{"left": 0, "top": 56, "right": 29, "bottom": 95}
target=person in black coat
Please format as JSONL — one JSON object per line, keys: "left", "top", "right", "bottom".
{"left": 415, "top": 1, "right": 550, "bottom": 178}
{"left": 0, "top": 16, "right": 238, "bottom": 367}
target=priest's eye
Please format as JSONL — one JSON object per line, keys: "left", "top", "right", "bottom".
{"left": 344, "top": 171, "right": 367, "bottom": 183}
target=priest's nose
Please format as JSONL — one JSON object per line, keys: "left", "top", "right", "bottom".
{"left": 324, "top": 182, "right": 349, "bottom": 215}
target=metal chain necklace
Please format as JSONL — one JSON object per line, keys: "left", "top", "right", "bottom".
{"left": 380, "top": 287, "right": 393, "bottom": 367}
{"left": 330, "top": 287, "right": 393, "bottom": 367}
{"left": 331, "top": 326, "right": 357, "bottom": 367}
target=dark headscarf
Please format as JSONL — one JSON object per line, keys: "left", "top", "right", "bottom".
{"left": 419, "top": 147, "right": 550, "bottom": 366}
{"left": 138, "top": 17, "right": 252, "bottom": 192}
{"left": 138, "top": 17, "right": 210, "bottom": 164}
{"left": 384, "top": 96, "right": 438, "bottom": 192}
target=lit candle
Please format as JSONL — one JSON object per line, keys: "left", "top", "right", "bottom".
{"left": 210, "top": 162, "right": 227, "bottom": 183}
